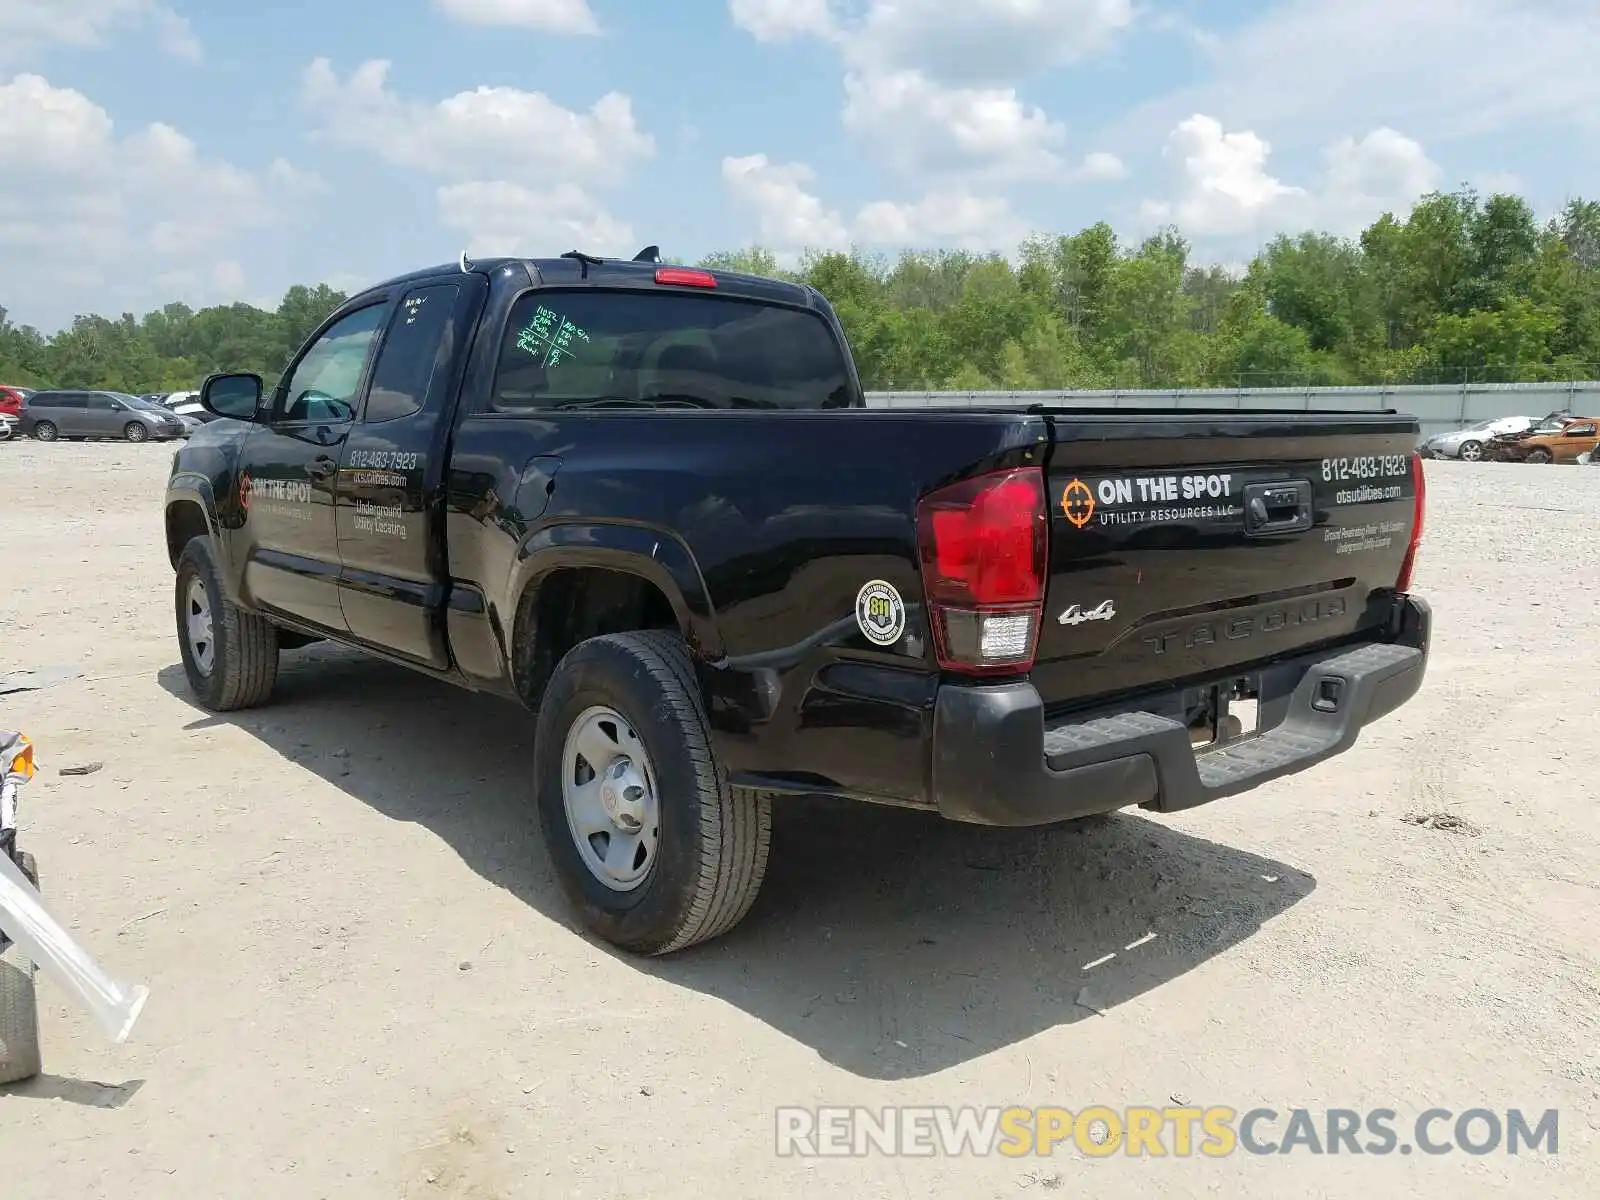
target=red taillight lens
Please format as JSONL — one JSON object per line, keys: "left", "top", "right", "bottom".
{"left": 655, "top": 267, "right": 717, "bottom": 288}
{"left": 1394, "top": 452, "right": 1426, "bottom": 592}
{"left": 916, "top": 467, "right": 1048, "bottom": 675}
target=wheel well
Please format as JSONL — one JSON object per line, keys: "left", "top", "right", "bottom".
{"left": 512, "top": 567, "right": 680, "bottom": 709}
{"left": 165, "top": 500, "right": 210, "bottom": 569}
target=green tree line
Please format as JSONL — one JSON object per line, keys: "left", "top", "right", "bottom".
{"left": 6, "top": 188, "right": 1599, "bottom": 394}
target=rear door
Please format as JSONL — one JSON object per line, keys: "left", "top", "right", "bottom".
{"left": 44, "top": 392, "right": 86, "bottom": 434}
{"left": 1033, "top": 411, "right": 1420, "bottom": 710}
{"left": 334, "top": 278, "right": 480, "bottom": 668}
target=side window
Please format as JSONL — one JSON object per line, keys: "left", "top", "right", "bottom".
{"left": 362, "top": 283, "right": 460, "bottom": 423}
{"left": 278, "top": 303, "right": 389, "bottom": 423}
{"left": 88, "top": 394, "right": 117, "bottom": 411}
{"left": 1565, "top": 423, "right": 1596, "bottom": 436}
{"left": 56, "top": 393, "right": 87, "bottom": 409}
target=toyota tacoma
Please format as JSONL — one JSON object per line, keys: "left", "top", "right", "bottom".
{"left": 163, "top": 249, "right": 1431, "bottom": 955}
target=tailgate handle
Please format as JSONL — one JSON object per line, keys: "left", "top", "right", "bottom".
{"left": 1243, "top": 480, "right": 1312, "bottom": 536}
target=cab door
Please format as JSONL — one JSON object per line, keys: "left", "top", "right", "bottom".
{"left": 236, "top": 300, "right": 390, "bottom": 632}
{"left": 334, "top": 278, "right": 481, "bottom": 668}
{"left": 1556, "top": 421, "right": 1599, "bottom": 463}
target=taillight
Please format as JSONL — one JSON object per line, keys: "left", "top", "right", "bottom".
{"left": 655, "top": 267, "right": 716, "bottom": 288}
{"left": 916, "top": 466, "right": 1048, "bottom": 676}
{"left": 1394, "top": 452, "right": 1426, "bottom": 592}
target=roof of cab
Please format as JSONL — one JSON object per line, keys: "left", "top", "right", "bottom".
{"left": 363, "top": 253, "right": 821, "bottom": 310}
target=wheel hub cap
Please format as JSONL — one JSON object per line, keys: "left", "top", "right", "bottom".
{"left": 561, "top": 706, "right": 660, "bottom": 891}
{"left": 185, "top": 577, "right": 214, "bottom": 675}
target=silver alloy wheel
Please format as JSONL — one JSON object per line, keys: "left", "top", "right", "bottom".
{"left": 126, "top": 422, "right": 149, "bottom": 442}
{"left": 34, "top": 422, "right": 57, "bottom": 442}
{"left": 1458, "top": 440, "right": 1482, "bottom": 461}
{"left": 185, "top": 576, "right": 215, "bottom": 676}
{"left": 560, "top": 705, "right": 661, "bottom": 892}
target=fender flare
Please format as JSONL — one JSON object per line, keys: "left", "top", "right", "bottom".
{"left": 504, "top": 520, "right": 723, "bottom": 661}
{"left": 163, "top": 473, "right": 222, "bottom": 565}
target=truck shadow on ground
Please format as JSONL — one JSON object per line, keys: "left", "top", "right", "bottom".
{"left": 157, "top": 648, "right": 1317, "bottom": 1081}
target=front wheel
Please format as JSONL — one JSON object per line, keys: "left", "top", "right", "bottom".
{"left": 1526, "top": 447, "right": 1553, "bottom": 464}
{"left": 124, "top": 422, "right": 149, "bottom": 443}
{"left": 1458, "top": 440, "right": 1482, "bottom": 461}
{"left": 175, "top": 535, "right": 280, "bottom": 711}
{"left": 32, "top": 421, "right": 57, "bottom": 443}
{"left": 533, "top": 630, "right": 772, "bottom": 955}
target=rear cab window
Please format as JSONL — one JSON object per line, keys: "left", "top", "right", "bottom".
{"left": 490, "top": 288, "right": 855, "bottom": 411}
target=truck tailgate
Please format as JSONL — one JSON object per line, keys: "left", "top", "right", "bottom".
{"left": 1033, "top": 409, "right": 1421, "bottom": 711}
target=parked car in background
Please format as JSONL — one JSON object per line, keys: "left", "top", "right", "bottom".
{"left": 1420, "top": 415, "right": 1533, "bottom": 461}
{"left": 161, "top": 390, "right": 200, "bottom": 408}
{"left": 1482, "top": 417, "right": 1600, "bottom": 464}
{"left": 20, "top": 389, "right": 188, "bottom": 442}
{"left": 168, "top": 399, "right": 221, "bottom": 425}
{"left": 0, "top": 386, "right": 32, "bottom": 418}
{"left": 0, "top": 413, "right": 15, "bottom": 441}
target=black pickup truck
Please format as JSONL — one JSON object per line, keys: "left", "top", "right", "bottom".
{"left": 164, "top": 250, "right": 1431, "bottom": 955}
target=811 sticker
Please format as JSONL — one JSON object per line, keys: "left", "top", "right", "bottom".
{"left": 1321, "top": 455, "right": 1408, "bottom": 483}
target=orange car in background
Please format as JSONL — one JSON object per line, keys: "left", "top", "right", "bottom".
{"left": 1481, "top": 416, "right": 1600, "bottom": 463}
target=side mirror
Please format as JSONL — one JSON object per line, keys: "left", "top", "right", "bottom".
{"left": 201, "top": 372, "right": 263, "bottom": 421}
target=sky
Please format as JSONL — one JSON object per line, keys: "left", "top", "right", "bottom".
{"left": 2, "top": 0, "right": 1598, "bottom": 331}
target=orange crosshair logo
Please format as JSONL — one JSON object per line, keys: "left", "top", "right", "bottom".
{"left": 238, "top": 471, "right": 251, "bottom": 510}
{"left": 1061, "top": 478, "right": 1095, "bottom": 528}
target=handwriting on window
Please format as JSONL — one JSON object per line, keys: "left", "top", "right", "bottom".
{"left": 516, "top": 306, "right": 590, "bottom": 367}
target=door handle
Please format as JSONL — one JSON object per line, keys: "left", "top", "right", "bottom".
{"left": 306, "top": 455, "right": 337, "bottom": 480}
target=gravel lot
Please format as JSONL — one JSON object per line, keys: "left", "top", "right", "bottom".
{"left": 0, "top": 440, "right": 1596, "bottom": 1198}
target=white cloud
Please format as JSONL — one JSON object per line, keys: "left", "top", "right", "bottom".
{"left": 729, "top": 1, "right": 1135, "bottom": 192}
{"left": 854, "top": 191, "right": 1028, "bottom": 250}
{"left": 1075, "top": 151, "right": 1127, "bottom": 182}
{"left": 301, "top": 59, "right": 650, "bottom": 263}
{"left": 721, "top": 154, "right": 849, "bottom": 251}
{"left": 437, "top": 181, "right": 633, "bottom": 258}
{"left": 1140, "top": 115, "right": 1305, "bottom": 238}
{"left": 433, "top": 0, "right": 601, "bottom": 36}
{"left": 719, "top": 149, "right": 1029, "bottom": 254}
{"left": 0, "top": 74, "right": 315, "bottom": 319}
{"left": 841, "top": 69, "right": 1065, "bottom": 181}
{"left": 0, "top": 0, "right": 201, "bottom": 62}
{"left": 728, "top": 0, "right": 837, "bottom": 42}
{"left": 302, "top": 59, "right": 652, "bottom": 184}
{"left": 843, "top": 0, "right": 1135, "bottom": 85}
{"left": 1103, "top": 0, "right": 1600, "bottom": 154}
{"left": 1139, "top": 114, "right": 1443, "bottom": 240}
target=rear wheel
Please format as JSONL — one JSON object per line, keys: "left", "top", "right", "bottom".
{"left": 32, "top": 421, "right": 57, "bottom": 443}
{"left": 1526, "top": 447, "right": 1553, "bottom": 464}
{"left": 533, "top": 630, "right": 772, "bottom": 955}
{"left": 0, "top": 852, "right": 43, "bottom": 1085}
{"left": 175, "top": 535, "right": 280, "bottom": 711}
{"left": 1458, "top": 440, "right": 1482, "bottom": 461}
{"left": 124, "top": 422, "right": 149, "bottom": 443}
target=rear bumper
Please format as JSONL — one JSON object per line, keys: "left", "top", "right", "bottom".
{"left": 931, "top": 596, "right": 1431, "bottom": 827}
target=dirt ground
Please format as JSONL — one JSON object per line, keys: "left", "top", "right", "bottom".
{"left": 0, "top": 439, "right": 1595, "bottom": 1198}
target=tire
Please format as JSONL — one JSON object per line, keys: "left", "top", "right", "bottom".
{"left": 1526, "top": 448, "right": 1553, "bottom": 464}
{"left": 124, "top": 422, "right": 149, "bottom": 443}
{"left": 32, "top": 421, "right": 57, "bottom": 443}
{"left": 533, "top": 630, "right": 772, "bottom": 955}
{"left": 1, "top": 852, "right": 43, "bottom": 1085}
{"left": 1458, "top": 440, "right": 1482, "bottom": 462}
{"left": 175, "top": 535, "right": 280, "bottom": 711}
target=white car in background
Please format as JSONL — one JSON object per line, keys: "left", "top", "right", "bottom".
{"left": 1421, "top": 416, "right": 1534, "bottom": 461}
